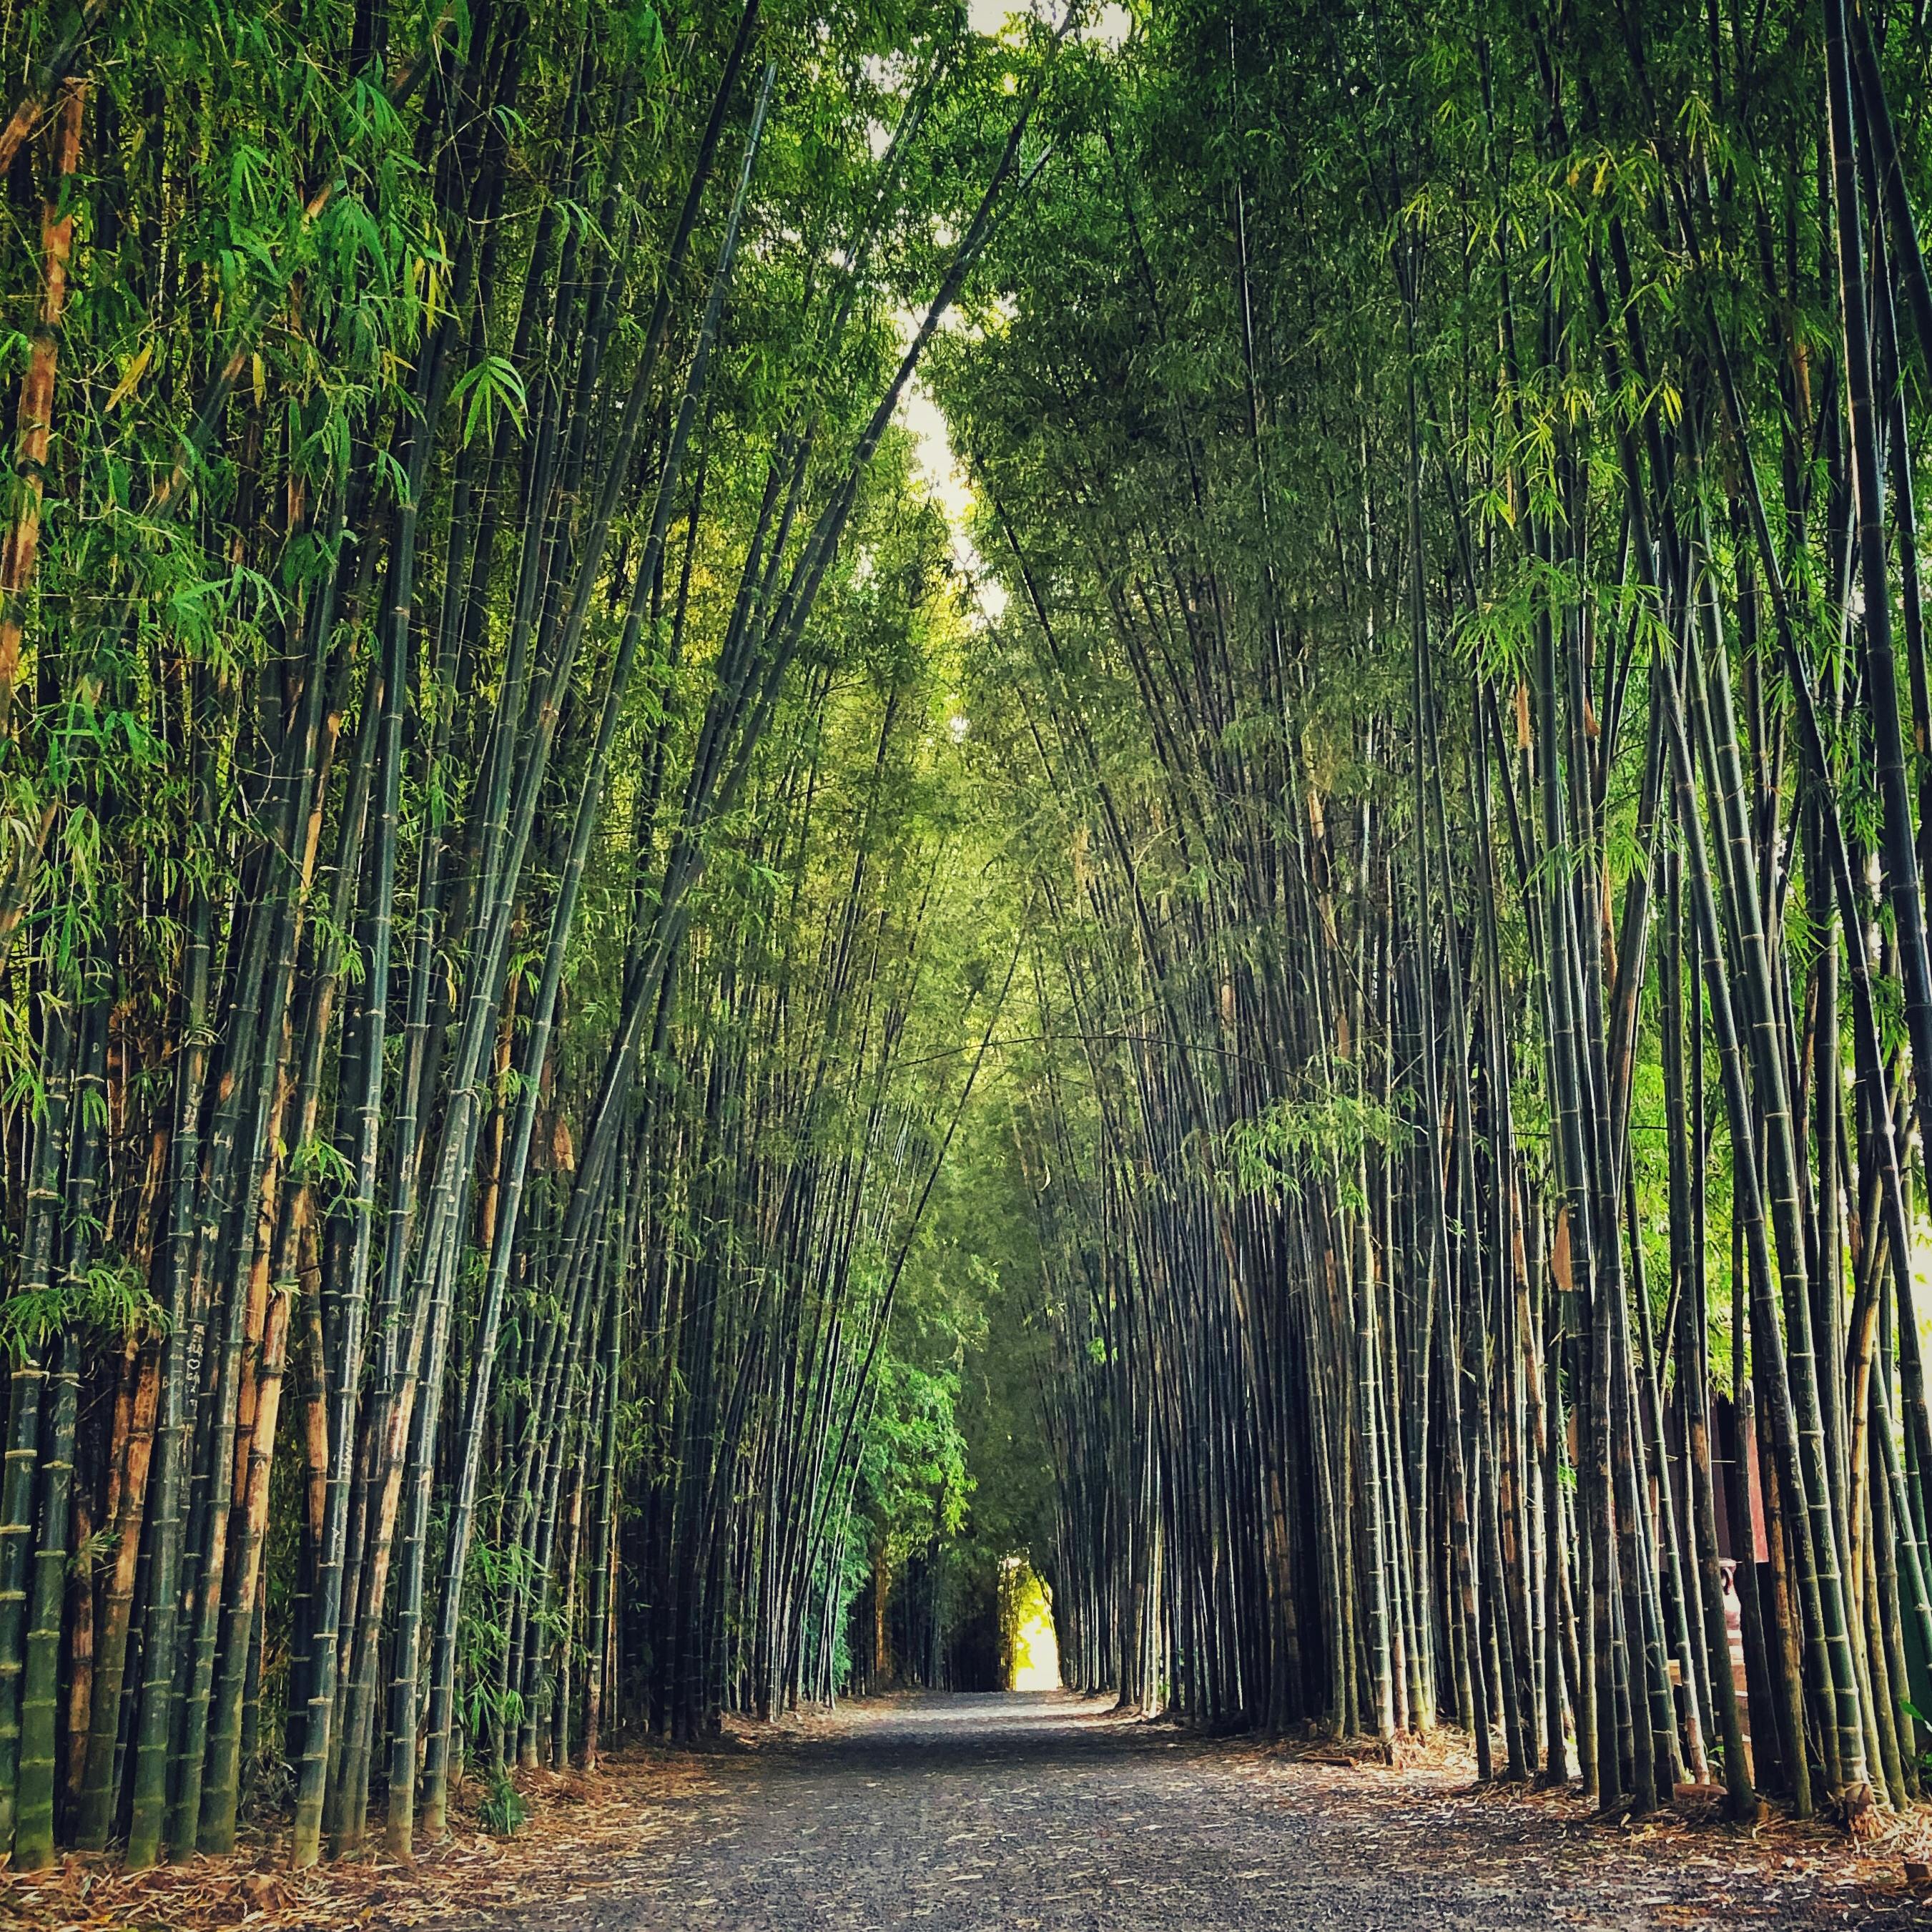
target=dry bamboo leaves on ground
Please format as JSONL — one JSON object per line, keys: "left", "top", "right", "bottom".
{"left": 0, "top": 1748, "right": 720, "bottom": 1932}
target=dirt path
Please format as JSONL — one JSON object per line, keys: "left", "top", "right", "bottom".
{"left": 490, "top": 1692, "right": 1923, "bottom": 1931}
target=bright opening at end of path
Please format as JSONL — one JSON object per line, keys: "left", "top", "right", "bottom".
{"left": 1001, "top": 1558, "right": 1060, "bottom": 1691}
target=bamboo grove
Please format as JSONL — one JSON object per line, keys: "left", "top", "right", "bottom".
{"left": 933, "top": 0, "right": 1932, "bottom": 1828}
{"left": 0, "top": 0, "right": 1056, "bottom": 1874}
{"left": 14, "top": 0, "right": 1932, "bottom": 1886}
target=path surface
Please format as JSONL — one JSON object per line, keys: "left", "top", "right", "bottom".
{"left": 517, "top": 1693, "right": 1926, "bottom": 1931}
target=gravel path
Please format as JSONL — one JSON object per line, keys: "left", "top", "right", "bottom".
{"left": 528, "top": 1692, "right": 1928, "bottom": 1931}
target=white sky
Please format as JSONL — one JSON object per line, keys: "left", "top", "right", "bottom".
{"left": 967, "top": 1, "right": 1133, "bottom": 46}
{"left": 901, "top": 380, "right": 970, "bottom": 523}
{"left": 900, "top": 375, "right": 1007, "bottom": 629}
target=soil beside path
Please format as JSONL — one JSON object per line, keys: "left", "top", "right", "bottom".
{"left": 464, "top": 1691, "right": 1929, "bottom": 1931}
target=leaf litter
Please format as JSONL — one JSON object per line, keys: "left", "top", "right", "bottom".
{"left": 0, "top": 1745, "right": 721, "bottom": 1932}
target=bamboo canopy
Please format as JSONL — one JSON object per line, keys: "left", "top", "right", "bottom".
{"left": 3, "top": 0, "right": 1932, "bottom": 1874}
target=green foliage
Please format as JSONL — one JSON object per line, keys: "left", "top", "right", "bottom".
{"left": 0, "top": 1261, "right": 167, "bottom": 1361}
{"left": 1214, "top": 1092, "right": 1411, "bottom": 1206}
{"left": 478, "top": 1767, "right": 527, "bottom": 1838}
{"left": 450, "top": 355, "right": 529, "bottom": 449}
{"left": 857, "top": 1356, "right": 972, "bottom": 1564}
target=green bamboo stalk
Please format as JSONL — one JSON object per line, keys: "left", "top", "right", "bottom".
{"left": 11, "top": 1327, "right": 77, "bottom": 1870}
{"left": 0, "top": 992, "right": 74, "bottom": 1855}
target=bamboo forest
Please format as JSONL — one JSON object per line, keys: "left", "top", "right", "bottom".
{"left": 14, "top": 0, "right": 1932, "bottom": 1925}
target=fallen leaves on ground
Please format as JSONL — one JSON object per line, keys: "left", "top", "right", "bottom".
{"left": 0, "top": 1748, "right": 722, "bottom": 1932}
{"left": 1237, "top": 1723, "right": 1931, "bottom": 1917}
{"left": 16, "top": 1704, "right": 1932, "bottom": 1929}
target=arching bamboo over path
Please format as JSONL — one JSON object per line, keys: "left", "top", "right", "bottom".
{"left": 7, "top": 0, "right": 1932, "bottom": 1877}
